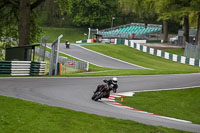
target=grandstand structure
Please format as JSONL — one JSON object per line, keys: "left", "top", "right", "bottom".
{"left": 99, "top": 23, "right": 162, "bottom": 40}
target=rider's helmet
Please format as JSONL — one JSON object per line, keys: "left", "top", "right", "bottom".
{"left": 112, "top": 77, "right": 117, "bottom": 84}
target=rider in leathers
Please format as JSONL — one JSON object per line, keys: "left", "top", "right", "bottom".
{"left": 94, "top": 77, "right": 118, "bottom": 98}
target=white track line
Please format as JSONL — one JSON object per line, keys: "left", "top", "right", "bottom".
{"left": 46, "top": 46, "right": 105, "bottom": 68}
{"left": 76, "top": 44, "right": 152, "bottom": 70}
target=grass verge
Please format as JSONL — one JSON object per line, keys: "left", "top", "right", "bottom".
{"left": 163, "top": 48, "right": 185, "bottom": 56}
{"left": 116, "top": 87, "right": 200, "bottom": 124}
{"left": 65, "top": 44, "right": 200, "bottom": 76}
{"left": 0, "top": 95, "right": 187, "bottom": 133}
{"left": 42, "top": 27, "right": 88, "bottom": 43}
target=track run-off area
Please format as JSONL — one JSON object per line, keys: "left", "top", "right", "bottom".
{"left": 1, "top": 74, "right": 200, "bottom": 132}
{"left": 1, "top": 44, "right": 200, "bottom": 132}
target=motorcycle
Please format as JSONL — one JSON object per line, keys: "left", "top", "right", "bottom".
{"left": 65, "top": 40, "right": 70, "bottom": 48}
{"left": 91, "top": 81, "right": 116, "bottom": 101}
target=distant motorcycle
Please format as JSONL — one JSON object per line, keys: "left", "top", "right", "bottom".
{"left": 65, "top": 40, "right": 70, "bottom": 48}
{"left": 91, "top": 80, "right": 117, "bottom": 101}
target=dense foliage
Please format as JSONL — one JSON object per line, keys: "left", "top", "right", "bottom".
{"left": 56, "top": 0, "right": 120, "bottom": 28}
{"left": 119, "top": 0, "right": 200, "bottom": 44}
{"left": 0, "top": 1, "right": 18, "bottom": 45}
{"left": 0, "top": 0, "right": 43, "bottom": 46}
{"left": 0, "top": 0, "right": 200, "bottom": 46}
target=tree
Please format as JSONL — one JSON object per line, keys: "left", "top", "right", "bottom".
{"left": 174, "top": 0, "right": 191, "bottom": 44}
{"left": 18, "top": 0, "right": 45, "bottom": 46}
{"left": 169, "top": 0, "right": 200, "bottom": 45}
{"left": 18, "top": 0, "right": 31, "bottom": 46}
{"left": 118, "top": 0, "right": 170, "bottom": 42}
{"left": 153, "top": 0, "right": 176, "bottom": 43}
{"left": 0, "top": 1, "right": 18, "bottom": 44}
{"left": 56, "top": 0, "right": 120, "bottom": 28}
{"left": 190, "top": 0, "right": 200, "bottom": 45}
{"left": 0, "top": 0, "right": 45, "bottom": 46}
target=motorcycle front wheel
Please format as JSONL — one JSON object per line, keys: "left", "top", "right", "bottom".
{"left": 93, "top": 92, "right": 104, "bottom": 101}
{"left": 91, "top": 93, "right": 97, "bottom": 100}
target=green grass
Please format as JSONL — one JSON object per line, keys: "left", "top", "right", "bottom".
{"left": 0, "top": 95, "right": 187, "bottom": 133}
{"left": 116, "top": 87, "right": 200, "bottom": 124}
{"left": 65, "top": 44, "right": 200, "bottom": 76}
{"left": 42, "top": 27, "right": 88, "bottom": 43}
{"left": 163, "top": 48, "right": 185, "bottom": 56}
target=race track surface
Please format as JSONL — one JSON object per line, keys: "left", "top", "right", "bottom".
{"left": 47, "top": 43, "right": 146, "bottom": 69}
{"left": 1, "top": 74, "right": 200, "bottom": 132}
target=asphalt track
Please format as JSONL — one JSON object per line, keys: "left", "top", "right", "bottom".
{"left": 1, "top": 44, "right": 200, "bottom": 132}
{"left": 46, "top": 43, "right": 147, "bottom": 69}
{"left": 1, "top": 74, "right": 200, "bottom": 132}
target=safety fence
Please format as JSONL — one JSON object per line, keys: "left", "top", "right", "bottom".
{"left": 184, "top": 43, "right": 200, "bottom": 59}
{"left": 35, "top": 47, "right": 89, "bottom": 72}
{"left": 0, "top": 61, "right": 46, "bottom": 76}
{"left": 58, "top": 56, "right": 89, "bottom": 71}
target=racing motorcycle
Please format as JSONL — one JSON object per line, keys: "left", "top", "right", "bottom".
{"left": 65, "top": 40, "right": 70, "bottom": 48}
{"left": 91, "top": 80, "right": 116, "bottom": 101}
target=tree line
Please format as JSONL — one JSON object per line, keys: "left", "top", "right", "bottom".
{"left": 119, "top": 0, "right": 200, "bottom": 44}
{"left": 0, "top": 0, "right": 200, "bottom": 47}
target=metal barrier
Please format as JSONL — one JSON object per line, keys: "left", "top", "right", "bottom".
{"left": 49, "top": 35, "right": 63, "bottom": 75}
{"left": 38, "top": 36, "right": 48, "bottom": 61}
{"left": 58, "top": 56, "right": 89, "bottom": 71}
{"left": 184, "top": 43, "right": 200, "bottom": 59}
{"left": 35, "top": 47, "right": 89, "bottom": 72}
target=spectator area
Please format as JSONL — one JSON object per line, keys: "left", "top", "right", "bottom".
{"left": 99, "top": 23, "right": 162, "bottom": 39}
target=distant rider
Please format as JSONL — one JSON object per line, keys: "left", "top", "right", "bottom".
{"left": 65, "top": 40, "right": 70, "bottom": 48}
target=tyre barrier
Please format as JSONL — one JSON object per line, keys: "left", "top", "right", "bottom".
{"left": 0, "top": 61, "right": 46, "bottom": 76}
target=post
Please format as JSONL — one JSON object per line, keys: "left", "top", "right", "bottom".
{"left": 55, "top": 34, "right": 63, "bottom": 75}
{"left": 88, "top": 28, "right": 91, "bottom": 39}
{"left": 49, "top": 43, "right": 55, "bottom": 75}
{"left": 59, "top": 62, "right": 61, "bottom": 75}
{"left": 49, "top": 34, "right": 63, "bottom": 75}
{"left": 86, "top": 62, "right": 89, "bottom": 71}
{"left": 163, "top": 20, "right": 168, "bottom": 43}
{"left": 43, "top": 41, "right": 47, "bottom": 61}
{"left": 96, "top": 29, "right": 99, "bottom": 34}
{"left": 111, "top": 17, "right": 115, "bottom": 29}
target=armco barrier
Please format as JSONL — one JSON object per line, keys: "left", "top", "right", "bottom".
{"left": 0, "top": 61, "right": 46, "bottom": 76}
{"left": 75, "top": 38, "right": 199, "bottom": 67}
{"left": 124, "top": 40, "right": 200, "bottom": 67}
